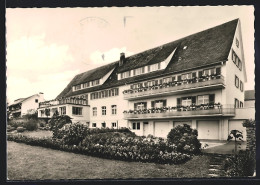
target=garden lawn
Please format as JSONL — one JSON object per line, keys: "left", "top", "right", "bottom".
{"left": 8, "top": 141, "right": 211, "bottom": 180}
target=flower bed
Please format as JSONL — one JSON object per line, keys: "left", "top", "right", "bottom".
{"left": 7, "top": 132, "right": 191, "bottom": 165}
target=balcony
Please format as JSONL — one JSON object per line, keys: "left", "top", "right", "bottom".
{"left": 123, "top": 75, "right": 225, "bottom": 100}
{"left": 39, "top": 97, "right": 88, "bottom": 108}
{"left": 123, "top": 104, "right": 235, "bottom": 120}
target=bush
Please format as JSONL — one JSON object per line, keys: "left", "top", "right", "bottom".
{"left": 242, "top": 119, "right": 255, "bottom": 128}
{"left": 223, "top": 150, "right": 256, "bottom": 176}
{"left": 7, "top": 131, "right": 191, "bottom": 165}
{"left": 16, "top": 127, "right": 25, "bottom": 132}
{"left": 23, "top": 120, "right": 38, "bottom": 131}
{"left": 7, "top": 125, "right": 16, "bottom": 132}
{"left": 63, "top": 123, "right": 88, "bottom": 145}
{"left": 167, "top": 124, "right": 201, "bottom": 154}
{"left": 49, "top": 115, "right": 72, "bottom": 139}
{"left": 8, "top": 120, "right": 23, "bottom": 129}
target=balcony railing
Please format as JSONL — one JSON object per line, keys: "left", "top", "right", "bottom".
{"left": 123, "top": 104, "right": 235, "bottom": 120}
{"left": 123, "top": 75, "right": 225, "bottom": 100}
{"left": 39, "top": 98, "right": 88, "bottom": 108}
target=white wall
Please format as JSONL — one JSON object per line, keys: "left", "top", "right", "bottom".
{"left": 88, "top": 86, "right": 129, "bottom": 128}
{"left": 225, "top": 21, "right": 246, "bottom": 106}
{"left": 21, "top": 94, "right": 44, "bottom": 115}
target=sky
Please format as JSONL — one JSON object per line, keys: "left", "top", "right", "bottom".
{"left": 6, "top": 6, "right": 254, "bottom": 103}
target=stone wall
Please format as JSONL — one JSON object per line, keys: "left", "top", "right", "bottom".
{"left": 243, "top": 119, "right": 256, "bottom": 151}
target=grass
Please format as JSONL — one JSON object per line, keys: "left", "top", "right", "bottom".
{"left": 7, "top": 141, "right": 212, "bottom": 180}
{"left": 20, "top": 130, "right": 53, "bottom": 138}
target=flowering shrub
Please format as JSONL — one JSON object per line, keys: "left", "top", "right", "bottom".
{"left": 223, "top": 150, "right": 255, "bottom": 177}
{"left": 242, "top": 119, "right": 255, "bottom": 128}
{"left": 7, "top": 131, "right": 191, "bottom": 165}
{"left": 23, "top": 119, "right": 38, "bottom": 131}
{"left": 167, "top": 124, "right": 201, "bottom": 154}
{"left": 62, "top": 123, "right": 88, "bottom": 145}
{"left": 80, "top": 133, "right": 191, "bottom": 164}
{"left": 49, "top": 115, "right": 72, "bottom": 139}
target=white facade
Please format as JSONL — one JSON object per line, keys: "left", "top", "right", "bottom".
{"left": 54, "top": 19, "right": 253, "bottom": 141}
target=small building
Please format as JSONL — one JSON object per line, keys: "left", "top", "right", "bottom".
{"left": 8, "top": 93, "right": 45, "bottom": 118}
{"left": 37, "top": 97, "right": 90, "bottom": 125}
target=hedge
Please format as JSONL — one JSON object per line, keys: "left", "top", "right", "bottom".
{"left": 7, "top": 133, "right": 191, "bottom": 165}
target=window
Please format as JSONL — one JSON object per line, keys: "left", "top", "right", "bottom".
{"left": 75, "top": 84, "right": 81, "bottom": 90}
{"left": 83, "top": 82, "right": 90, "bottom": 88}
{"left": 111, "top": 105, "right": 117, "bottom": 115}
{"left": 40, "top": 110, "right": 45, "bottom": 117}
{"left": 240, "top": 81, "right": 244, "bottom": 92}
{"left": 133, "top": 67, "right": 145, "bottom": 76}
{"left": 152, "top": 100, "right": 166, "bottom": 108}
{"left": 132, "top": 122, "right": 140, "bottom": 130}
{"left": 121, "top": 71, "right": 131, "bottom": 79}
{"left": 102, "top": 106, "right": 106, "bottom": 115}
{"left": 112, "top": 122, "right": 117, "bottom": 128}
{"left": 102, "top": 122, "right": 106, "bottom": 128}
{"left": 92, "top": 123, "right": 96, "bottom": 127}
{"left": 240, "top": 101, "right": 243, "bottom": 108}
{"left": 59, "top": 106, "right": 66, "bottom": 115}
{"left": 198, "top": 95, "right": 209, "bottom": 105}
{"left": 235, "top": 98, "right": 240, "bottom": 108}
{"left": 35, "top": 99, "right": 38, "bottom": 103}
{"left": 93, "top": 107, "right": 97, "bottom": 116}
{"left": 236, "top": 38, "right": 239, "bottom": 48}
{"left": 238, "top": 59, "right": 242, "bottom": 71}
{"left": 182, "top": 97, "right": 192, "bottom": 106}
{"left": 92, "top": 79, "right": 100, "bottom": 86}
{"left": 149, "top": 63, "right": 160, "bottom": 72}
{"left": 134, "top": 102, "right": 147, "bottom": 110}
{"left": 235, "top": 75, "right": 239, "bottom": 88}
{"left": 72, "top": 107, "right": 82, "bottom": 115}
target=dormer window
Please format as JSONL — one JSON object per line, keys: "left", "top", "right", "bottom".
{"left": 75, "top": 84, "right": 81, "bottom": 90}
{"left": 83, "top": 82, "right": 90, "bottom": 88}
{"left": 92, "top": 79, "right": 100, "bottom": 86}
{"left": 121, "top": 71, "right": 131, "bottom": 79}
{"left": 149, "top": 63, "right": 160, "bottom": 72}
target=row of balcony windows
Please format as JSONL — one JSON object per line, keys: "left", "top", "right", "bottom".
{"left": 123, "top": 103, "right": 222, "bottom": 114}
{"left": 39, "top": 98, "right": 88, "bottom": 108}
{"left": 123, "top": 74, "right": 222, "bottom": 95}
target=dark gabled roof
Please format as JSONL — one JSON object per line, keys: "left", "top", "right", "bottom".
{"left": 56, "top": 62, "right": 118, "bottom": 98}
{"left": 57, "top": 19, "right": 239, "bottom": 98}
{"left": 245, "top": 90, "right": 255, "bottom": 101}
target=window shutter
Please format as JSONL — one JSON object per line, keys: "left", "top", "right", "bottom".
{"left": 159, "top": 79, "right": 163, "bottom": 84}
{"left": 134, "top": 103, "right": 138, "bottom": 110}
{"left": 155, "top": 80, "right": 158, "bottom": 85}
{"left": 172, "top": 76, "right": 176, "bottom": 81}
{"left": 148, "top": 65, "right": 150, "bottom": 72}
{"left": 139, "top": 83, "right": 143, "bottom": 88}
{"left": 163, "top": 100, "right": 167, "bottom": 107}
{"left": 177, "top": 75, "right": 181, "bottom": 81}
{"left": 209, "top": 94, "right": 215, "bottom": 104}
{"left": 192, "top": 96, "right": 196, "bottom": 104}
{"left": 144, "top": 82, "right": 148, "bottom": 87}
{"left": 177, "top": 98, "right": 181, "bottom": 106}
{"left": 151, "top": 101, "right": 155, "bottom": 108}
{"left": 192, "top": 72, "right": 196, "bottom": 78}
{"left": 216, "top": 67, "right": 221, "bottom": 75}
{"left": 198, "top": 71, "right": 203, "bottom": 77}
{"left": 133, "top": 69, "right": 136, "bottom": 76}
{"left": 144, "top": 102, "right": 147, "bottom": 109}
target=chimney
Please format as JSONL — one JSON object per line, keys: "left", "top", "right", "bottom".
{"left": 119, "top": 52, "right": 125, "bottom": 66}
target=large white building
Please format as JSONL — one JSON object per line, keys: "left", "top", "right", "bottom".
{"left": 38, "top": 19, "right": 254, "bottom": 140}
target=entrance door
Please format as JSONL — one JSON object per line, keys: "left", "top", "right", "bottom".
{"left": 143, "top": 122, "right": 149, "bottom": 136}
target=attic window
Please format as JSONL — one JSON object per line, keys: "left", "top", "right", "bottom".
{"left": 236, "top": 38, "right": 239, "bottom": 48}
{"left": 183, "top": 46, "right": 187, "bottom": 50}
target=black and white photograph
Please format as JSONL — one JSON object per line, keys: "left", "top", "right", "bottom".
{"left": 6, "top": 6, "right": 255, "bottom": 180}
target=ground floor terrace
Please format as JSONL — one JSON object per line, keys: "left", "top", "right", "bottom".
{"left": 126, "top": 117, "right": 248, "bottom": 141}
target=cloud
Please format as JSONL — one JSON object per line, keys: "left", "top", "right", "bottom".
{"left": 7, "top": 70, "right": 79, "bottom": 103}
{"left": 89, "top": 47, "right": 134, "bottom": 65}
{"left": 7, "top": 34, "right": 74, "bottom": 76}
{"left": 6, "top": 34, "right": 77, "bottom": 102}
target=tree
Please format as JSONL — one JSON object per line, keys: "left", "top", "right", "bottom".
{"left": 227, "top": 130, "right": 243, "bottom": 154}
